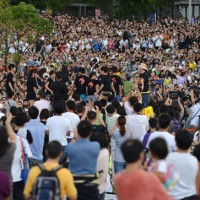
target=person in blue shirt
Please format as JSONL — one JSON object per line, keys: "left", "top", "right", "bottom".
{"left": 25, "top": 106, "right": 45, "bottom": 167}
{"left": 64, "top": 120, "right": 100, "bottom": 200}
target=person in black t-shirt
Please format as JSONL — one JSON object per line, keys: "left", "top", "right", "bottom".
{"left": 86, "top": 72, "right": 99, "bottom": 102}
{"left": 26, "top": 69, "right": 38, "bottom": 106}
{"left": 74, "top": 67, "right": 88, "bottom": 102}
{"left": 5, "top": 64, "right": 16, "bottom": 96}
{"left": 95, "top": 66, "right": 116, "bottom": 99}
{"left": 111, "top": 66, "right": 123, "bottom": 102}
{"left": 45, "top": 70, "right": 55, "bottom": 95}
{"left": 139, "top": 63, "right": 150, "bottom": 108}
{"left": 51, "top": 71, "right": 68, "bottom": 103}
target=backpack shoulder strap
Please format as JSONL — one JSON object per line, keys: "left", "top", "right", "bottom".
{"left": 38, "top": 164, "right": 45, "bottom": 172}
{"left": 52, "top": 165, "right": 63, "bottom": 173}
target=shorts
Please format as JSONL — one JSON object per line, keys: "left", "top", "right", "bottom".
{"left": 87, "top": 95, "right": 98, "bottom": 102}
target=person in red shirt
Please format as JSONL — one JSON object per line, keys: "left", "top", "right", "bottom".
{"left": 114, "top": 139, "right": 171, "bottom": 200}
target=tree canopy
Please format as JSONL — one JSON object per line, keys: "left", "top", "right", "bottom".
{"left": 0, "top": 2, "right": 53, "bottom": 77}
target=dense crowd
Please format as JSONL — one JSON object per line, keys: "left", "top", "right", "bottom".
{"left": 0, "top": 13, "right": 200, "bottom": 200}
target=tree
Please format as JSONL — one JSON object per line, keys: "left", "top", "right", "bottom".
{"left": 0, "top": 2, "right": 53, "bottom": 80}
{"left": 0, "top": 0, "right": 10, "bottom": 9}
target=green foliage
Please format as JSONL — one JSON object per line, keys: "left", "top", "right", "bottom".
{"left": 0, "top": 0, "right": 10, "bottom": 9}
{"left": 0, "top": 2, "right": 53, "bottom": 37}
{"left": 0, "top": 2, "right": 53, "bottom": 77}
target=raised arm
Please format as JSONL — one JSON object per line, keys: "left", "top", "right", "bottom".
{"left": 5, "top": 113, "right": 16, "bottom": 143}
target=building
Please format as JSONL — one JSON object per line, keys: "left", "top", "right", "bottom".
{"left": 65, "top": 3, "right": 95, "bottom": 17}
{"left": 174, "top": 0, "right": 200, "bottom": 18}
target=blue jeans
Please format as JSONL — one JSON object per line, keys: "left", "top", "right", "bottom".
{"left": 99, "top": 193, "right": 105, "bottom": 200}
{"left": 115, "top": 95, "right": 121, "bottom": 102}
{"left": 114, "top": 161, "right": 125, "bottom": 174}
{"left": 59, "top": 145, "right": 66, "bottom": 164}
{"left": 142, "top": 93, "right": 150, "bottom": 108}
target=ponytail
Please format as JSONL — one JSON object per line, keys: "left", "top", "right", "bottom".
{"left": 118, "top": 115, "right": 126, "bottom": 137}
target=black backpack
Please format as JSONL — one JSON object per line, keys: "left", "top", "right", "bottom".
{"left": 31, "top": 164, "right": 62, "bottom": 200}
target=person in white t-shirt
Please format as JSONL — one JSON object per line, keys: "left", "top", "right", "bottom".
{"left": 106, "top": 104, "right": 119, "bottom": 178}
{"left": 147, "top": 113, "right": 176, "bottom": 153}
{"left": 46, "top": 102, "right": 72, "bottom": 148}
{"left": 126, "top": 103, "right": 149, "bottom": 141}
{"left": 62, "top": 100, "right": 80, "bottom": 141}
{"left": 12, "top": 135, "right": 32, "bottom": 199}
{"left": 167, "top": 129, "right": 199, "bottom": 200}
{"left": 33, "top": 90, "right": 51, "bottom": 117}
{"left": 153, "top": 31, "right": 163, "bottom": 49}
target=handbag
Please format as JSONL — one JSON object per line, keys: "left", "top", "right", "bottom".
{"left": 20, "top": 136, "right": 30, "bottom": 183}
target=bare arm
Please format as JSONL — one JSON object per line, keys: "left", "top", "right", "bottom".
{"left": 5, "top": 113, "right": 16, "bottom": 143}
{"left": 95, "top": 106, "right": 105, "bottom": 127}
{"left": 68, "top": 196, "right": 77, "bottom": 200}
{"left": 140, "top": 78, "right": 144, "bottom": 91}
{"left": 190, "top": 89, "right": 195, "bottom": 105}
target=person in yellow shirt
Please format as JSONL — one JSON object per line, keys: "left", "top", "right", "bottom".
{"left": 24, "top": 141, "right": 77, "bottom": 200}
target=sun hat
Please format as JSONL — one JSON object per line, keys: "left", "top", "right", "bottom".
{"left": 139, "top": 63, "right": 148, "bottom": 70}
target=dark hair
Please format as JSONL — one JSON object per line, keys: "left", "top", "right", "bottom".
{"left": 129, "top": 96, "right": 139, "bottom": 107}
{"left": 29, "top": 69, "right": 36, "bottom": 78}
{"left": 28, "top": 106, "right": 39, "bottom": 119}
{"left": 8, "top": 91, "right": 14, "bottom": 98}
{"left": 160, "top": 105, "right": 169, "bottom": 114}
{"left": 72, "top": 93, "right": 80, "bottom": 101}
{"left": 193, "top": 144, "right": 200, "bottom": 161}
{"left": 54, "top": 101, "right": 65, "bottom": 115}
{"left": 175, "top": 129, "right": 193, "bottom": 150}
{"left": 100, "top": 99, "right": 107, "bottom": 107}
{"left": 46, "top": 141, "right": 62, "bottom": 159}
{"left": 168, "top": 106, "right": 175, "bottom": 118}
{"left": 117, "top": 106, "right": 127, "bottom": 116}
{"left": 118, "top": 116, "right": 126, "bottom": 136}
{"left": 15, "top": 112, "right": 29, "bottom": 126}
{"left": 76, "top": 104, "right": 84, "bottom": 114}
{"left": 149, "top": 138, "right": 168, "bottom": 159}
{"left": 56, "top": 71, "right": 63, "bottom": 80}
{"left": 10, "top": 106, "right": 18, "bottom": 116}
{"left": 94, "top": 100, "right": 102, "bottom": 110}
{"left": 38, "top": 90, "right": 46, "bottom": 99}
{"left": 111, "top": 66, "right": 118, "bottom": 73}
{"left": 40, "top": 109, "right": 50, "bottom": 120}
{"left": 149, "top": 118, "right": 157, "bottom": 129}
{"left": 89, "top": 72, "right": 96, "bottom": 79}
{"left": 78, "top": 120, "right": 92, "bottom": 138}
{"left": 66, "top": 100, "right": 76, "bottom": 111}
{"left": 0, "top": 126, "right": 10, "bottom": 158}
{"left": 111, "top": 100, "right": 120, "bottom": 110}
{"left": 121, "top": 139, "right": 144, "bottom": 163}
{"left": 134, "top": 102, "right": 143, "bottom": 113}
{"left": 101, "top": 66, "right": 108, "bottom": 73}
{"left": 90, "top": 131, "right": 108, "bottom": 149}
{"left": 106, "top": 105, "right": 115, "bottom": 115}
{"left": 50, "top": 70, "right": 55, "bottom": 76}
{"left": 8, "top": 63, "right": 15, "bottom": 71}
{"left": 87, "top": 111, "right": 97, "bottom": 121}
{"left": 79, "top": 67, "right": 85, "bottom": 74}
{"left": 158, "top": 113, "right": 171, "bottom": 129}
